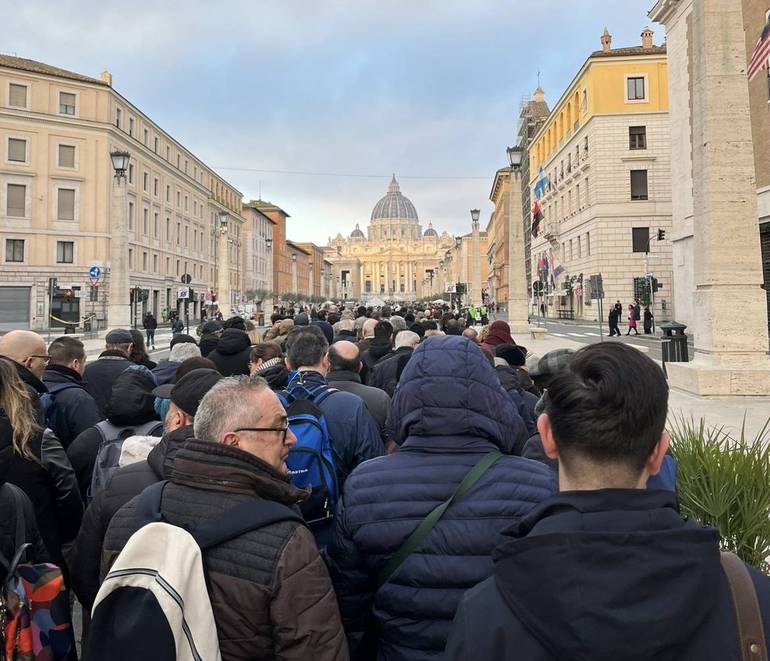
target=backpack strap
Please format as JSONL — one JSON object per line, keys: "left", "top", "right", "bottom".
{"left": 376, "top": 451, "right": 503, "bottom": 589}
{"left": 721, "top": 552, "right": 768, "bottom": 661}
{"left": 135, "top": 480, "right": 169, "bottom": 526}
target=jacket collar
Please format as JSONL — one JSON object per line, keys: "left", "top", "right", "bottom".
{"left": 327, "top": 369, "right": 361, "bottom": 384}
{"left": 98, "top": 350, "right": 131, "bottom": 360}
{"left": 289, "top": 370, "right": 327, "bottom": 388}
{"left": 400, "top": 435, "right": 500, "bottom": 453}
{"left": 148, "top": 424, "right": 194, "bottom": 480}
{"left": 172, "top": 438, "right": 308, "bottom": 505}
{"left": 44, "top": 363, "right": 83, "bottom": 383}
{"left": 8, "top": 359, "right": 47, "bottom": 394}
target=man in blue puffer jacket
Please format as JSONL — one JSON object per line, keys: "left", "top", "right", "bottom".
{"left": 327, "top": 335, "right": 556, "bottom": 661}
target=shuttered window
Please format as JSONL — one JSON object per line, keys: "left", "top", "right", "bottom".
{"left": 9, "top": 84, "right": 27, "bottom": 108}
{"left": 59, "top": 92, "right": 76, "bottom": 115}
{"left": 57, "top": 188, "right": 75, "bottom": 220}
{"left": 7, "top": 184, "right": 25, "bottom": 217}
{"left": 58, "top": 145, "right": 75, "bottom": 168}
{"left": 7, "top": 138, "right": 26, "bottom": 162}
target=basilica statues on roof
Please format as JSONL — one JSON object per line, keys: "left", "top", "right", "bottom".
{"left": 325, "top": 175, "right": 453, "bottom": 302}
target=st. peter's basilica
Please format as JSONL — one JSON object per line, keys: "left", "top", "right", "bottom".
{"left": 325, "top": 175, "right": 454, "bottom": 302}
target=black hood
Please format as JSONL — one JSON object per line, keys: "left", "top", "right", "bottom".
{"left": 367, "top": 338, "right": 393, "bottom": 361}
{"left": 493, "top": 490, "right": 722, "bottom": 661}
{"left": 215, "top": 328, "right": 251, "bottom": 355}
{"left": 106, "top": 366, "right": 158, "bottom": 426}
{"left": 147, "top": 424, "right": 194, "bottom": 480}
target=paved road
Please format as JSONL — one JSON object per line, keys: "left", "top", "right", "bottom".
{"left": 529, "top": 318, "right": 693, "bottom": 362}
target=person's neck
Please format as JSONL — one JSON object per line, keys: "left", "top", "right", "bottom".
{"left": 296, "top": 366, "right": 326, "bottom": 377}
{"left": 558, "top": 465, "right": 648, "bottom": 492}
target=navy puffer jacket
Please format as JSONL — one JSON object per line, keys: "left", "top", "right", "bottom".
{"left": 327, "top": 335, "right": 556, "bottom": 661}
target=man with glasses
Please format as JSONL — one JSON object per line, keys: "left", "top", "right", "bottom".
{"left": 101, "top": 376, "right": 348, "bottom": 660}
{"left": 0, "top": 329, "right": 51, "bottom": 421}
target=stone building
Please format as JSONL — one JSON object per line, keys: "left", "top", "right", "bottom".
{"left": 326, "top": 175, "right": 455, "bottom": 302}
{"left": 240, "top": 202, "right": 275, "bottom": 310}
{"left": 528, "top": 29, "right": 673, "bottom": 322}
{"left": 0, "top": 55, "right": 244, "bottom": 330}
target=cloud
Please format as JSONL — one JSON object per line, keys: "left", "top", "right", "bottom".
{"left": 5, "top": 0, "right": 656, "bottom": 243}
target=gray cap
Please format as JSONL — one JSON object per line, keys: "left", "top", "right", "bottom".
{"left": 529, "top": 348, "right": 575, "bottom": 378}
{"left": 105, "top": 328, "right": 133, "bottom": 344}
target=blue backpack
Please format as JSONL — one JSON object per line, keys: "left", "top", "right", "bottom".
{"left": 40, "top": 382, "right": 81, "bottom": 433}
{"left": 278, "top": 381, "right": 340, "bottom": 525}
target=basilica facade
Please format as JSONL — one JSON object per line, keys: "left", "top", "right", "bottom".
{"left": 325, "top": 176, "right": 454, "bottom": 302}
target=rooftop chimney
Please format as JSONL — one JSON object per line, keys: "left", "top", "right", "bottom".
{"left": 601, "top": 27, "right": 612, "bottom": 53}
{"left": 641, "top": 27, "right": 654, "bottom": 50}
{"left": 534, "top": 86, "right": 545, "bottom": 103}
{"left": 100, "top": 70, "right": 113, "bottom": 86}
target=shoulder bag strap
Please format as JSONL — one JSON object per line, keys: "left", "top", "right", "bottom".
{"left": 376, "top": 451, "right": 503, "bottom": 589}
{"left": 721, "top": 551, "right": 768, "bottom": 661}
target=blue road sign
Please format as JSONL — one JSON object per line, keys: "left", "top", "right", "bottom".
{"left": 89, "top": 266, "right": 102, "bottom": 279}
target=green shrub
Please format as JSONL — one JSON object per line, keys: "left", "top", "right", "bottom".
{"left": 669, "top": 415, "right": 770, "bottom": 573}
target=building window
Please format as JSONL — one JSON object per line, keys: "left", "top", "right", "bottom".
{"left": 58, "top": 144, "right": 76, "bottom": 168}
{"left": 632, "top": 227, "right": 650, "bottom": 253}
{"left": 128, "top": 164, "right": 134, "bottom": 184}
{"left": 128, "top": 248, "right": 133, "bottom": 269}
{"left": 154, "top": 212, "right": 159, "bottom": 237}
{"left": 128, "top": 201, "right": 134, "bottom": 230}
{"left": 176, "top": 259, "right": 180, "bottom": 275}
{"left": 629, "top": 126, "right": 647, "bottom": 150}
{"left": 5, "top": 239, "right": 24, "bottom": 262}
{"left": 153, "top": 254, "right": 158, "bottom": 271}
{"left": 129, "top": 117, "right": 134, "bottom": 137}
{"left": 569, "top": 239, "right": 573, "bottom": 261}
{"left": 8, "top": 83, "right": 27, "bottom": 108}
{"left": 176, "top": 222, "right": 181, "bottom": 245}
{"left": 577, "top": 236, "right": 582, "bottom": 258}
{"left": 143, "top": 208, "right": 148, "bottom": 234}
{"left": 166, "top": 145, "right": 170, "bottom": 160}
{"left": 7, "top": 138, "right": 26, "bottom": 162}
{"left": 184, "top": 195, "right": 188, "bottom": 211}
{"left": 57, "top": 188, "right": 76, "bottom": 220}
{"left": 142, "top": 252, "right": 147, "bottom": 271}
{"left": 166, "top": 185, "right": 170, "bottom": 202}
{"left": 166, "top": 257, "right": 170, "bottom": 273}
{"left": 176, "top": 191, "right": 181, "bottom": 207}
{"left": 143, "top": 172, "right": 148, "bottom": 192}
{"left": 627, "top": 76, "right": 646, "bottom": 101}
{"left": 586, "top": 231, "right": 591, "bottom": 256}
{"left": 154, "top": 137, "right": 158, "bottom": 153}
{"left": 59, "top": 92, "right": 76, "bottom": 115}
{"left": 154, "top": 178, "right": 159, "bottom": 196}
{"left": 56, "top": 240, "right": 74, "bottom": 263}
{"left": 177, "top": 155, "right": 180, "bottom": 169}
{"left": 184, "top": 225, "right": 188, "bottom": 247}
{"left": 116, "top": 107, "right": 122, "bottom": 129}
{"left": 6, "top": 183, "right": 26, "bottom": 217}
{"left": 144, "top": 129, "right": 149, "bottom": 145}
{"left": 630, "top": 170, "right": 649, "bottom": 200}
{"left": 166, "top": 217, "right": 171, "bottom": 241}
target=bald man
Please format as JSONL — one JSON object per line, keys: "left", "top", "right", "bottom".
{"left": 357, "top": 318, "right": 378, "bottom": 352}
{"left": 0, "top": 329, "right": 50, "bottom": 418}
{"left": 327, "top": 340, "right": 391, "bottom": 440}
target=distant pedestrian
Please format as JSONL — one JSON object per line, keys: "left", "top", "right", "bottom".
{"left": 171, "top": 315, "right": 184, "bottom": 335}
{"left": 608, "top": 306, "right": 620, "bottom": 336}
{"left": 142, "top": 311, "right": 157, "bottom": 349}
{"left": 626, "top": 305, "right": 639, "bottom": 335}
{"left": 644, "top": 306, "right": 654, "bottom": 334}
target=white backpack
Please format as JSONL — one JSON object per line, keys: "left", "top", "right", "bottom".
{"left": 87, "top": 481, "right": 304, "bottom": 661}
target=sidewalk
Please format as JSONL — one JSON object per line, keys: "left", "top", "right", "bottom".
{"left": 512, "top": 331, "right": 770, "bottom": 441}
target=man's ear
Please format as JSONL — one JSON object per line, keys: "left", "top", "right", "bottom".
{"left": 356, "top": 361, "right": 363, "bottom": 374}
{"left": 321, "top": 353, "right": 330, "bottom": 372}
{"left": 646, "top": 431, "right": 670, "bottom": 477}
{"left": 537, "top": 413, "right": 559, "bottom": 460}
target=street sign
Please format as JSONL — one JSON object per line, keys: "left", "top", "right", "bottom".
{"left": 445, "top": 284, "right": 456, "bottom": 294}
{"left": 588, "top": 274, "right": 604, "bottom": 299}
{"left": 177, "top": 287, "right": 190, "bottom": 300}
{"left": 181, "top": 273, "right": 192, "bottom": 284}
{"left": 89, "top": 266, "right": 102, "bottom": 279}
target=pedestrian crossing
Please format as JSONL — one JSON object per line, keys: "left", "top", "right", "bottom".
{"left": 550, "top": 330, "right": 650, "bottom": 344}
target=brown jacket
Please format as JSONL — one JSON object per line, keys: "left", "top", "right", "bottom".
{"left": 101, "top": 439, "right": 348, "bottom": 661}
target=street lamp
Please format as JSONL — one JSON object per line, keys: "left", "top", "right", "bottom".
{"left": 110, "top": 150, "right": 130, "bottom": 180}
{"left": 265, "top": 236, "right": 273, "bottom": 249}
{"left": 217, "top": 211, "right": 229, "bottom": 233}
{"left": 506, "top": 145, "right": 523, "bottom": 170}
{"left": 470, "top": 208, "right": 481, "bottom": 228}
{"left": 470, "top": 209, "right": 481, "bottom": 307}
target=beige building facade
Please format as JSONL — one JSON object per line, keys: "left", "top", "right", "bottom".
{"left": 528, "top": 30, "right": 673, "bottom": 322}
{"left": 326, "top": 176, "right": 454, "bottom": 302}
{"left": 0, "top": 55, "right": 244, "bottom": 331}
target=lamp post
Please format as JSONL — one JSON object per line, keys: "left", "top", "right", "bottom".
{"left": 106, "top": 149, "right": 132, "bottom": 328}
{"left": 470, "top": 209, "right": 481, "bottom": 308}
{"left": 291, "top": 253, "right": 298, "bottom": 297}
{"left": 216, "top": 212, "right": 231, "bottom": 319}
{"left": 505, "top": 145, "right": 531, "bottom": 333}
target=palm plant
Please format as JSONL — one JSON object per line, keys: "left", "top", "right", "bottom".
{"left": 668, "top": 415, "right": 770, "bottom": 573}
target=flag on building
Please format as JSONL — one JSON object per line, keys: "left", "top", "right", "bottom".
{"left": 533, "top": 166, "right": 551, "bottom": 200}
{"left": 748, "top": 21, "right": 770, "bottom": 81}
{"left": 532, "top": 200, "right": 543, "bottom": 238}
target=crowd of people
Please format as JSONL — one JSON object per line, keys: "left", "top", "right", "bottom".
{"left": 0, "top": 301, "right": 767, "bottom": 660}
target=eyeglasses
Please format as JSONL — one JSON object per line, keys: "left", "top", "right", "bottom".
{"left": 28, "top": 355, "right": 50, "bottom": 364}
{"left": 233, "top": 425, "right": 289, "bottom": 442}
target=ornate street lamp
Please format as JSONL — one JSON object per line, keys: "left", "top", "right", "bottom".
{"left": 265, "top": 236, "right": 273, "bottom": 249}
{"left": 506, "top": 145, "right": 523, "bottom": 170}
{"left": 110, "top": 149, "right": 130, "bottom": 180}
{"left": 470, "top": 208, "right": 480, "bottom": 230}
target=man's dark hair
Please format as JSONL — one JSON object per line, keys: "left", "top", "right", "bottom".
{"left": 328, "top": 343, "right": 360, "bottom": 373}
{"left": 495, "top": 344, "right": 526, "bottom": 367}
{"left": 286, "top": 326, "right": 329, "bottom": 368}
{"left": 444, "top": 319, "right": 462, "bottom": 335}
{"left": 381, "top": 305, "right": 392, "bottom": 318}
{"left": 48, "top": 336, "right": 86, "bottom": 365}
{"left": 409, "top": 323, "right": 425, "bottom": 338}
{"left": 404, "top": 312, "right": 415, "bottom": 325}
{"left": 327, "top": 313, "right": 341, "bottom": 326}
{"left": 421, "top": 320, "right": 438, "bottom": 331}
{"left": 374, "top": 320, "right": 393, "bottom": 340}
{"left": 357, "top": 306, "right": 367, "bottom": 318}
{"left": 223, "top": 316, "right": 246, "bottom": 331}
{"left": 545, "top": 343, "right": 668, "bottom": 472}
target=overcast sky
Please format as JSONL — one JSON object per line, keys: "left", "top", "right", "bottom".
{"left": 6, "top": 1, "right": 656, "bottom": 244}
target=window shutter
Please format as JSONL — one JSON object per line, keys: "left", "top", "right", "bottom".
{"left": 7, "top": 184, "right": 26, "bottom": 216}
{"left": 57, "top": 188, "right": 75, "bottom": 220}
{"left": 9, "top": 84, "right": 27, "bottom": 107}
{"left": 7, "top": 138, "right": 26, "bottom": 162}
{"left": 58, "top": 145, "right": 75, "bottom": 168}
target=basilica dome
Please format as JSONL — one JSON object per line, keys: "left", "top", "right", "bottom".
{"left": 371, "top": 174, "right": 418, "bottom": 222}
{"left": 350, "top": 223, "right": 365, "bottom": 239}
{"left": 423, "top": 221, "right": 437, "bottom": 237}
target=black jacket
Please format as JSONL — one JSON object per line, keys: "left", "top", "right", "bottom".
{"left": 446, "top": 489, "right": 770, "bottom": 661}
{"left": 207, "top": 328, "right": 251, "bottom": 376}
{"left": 67, "top": 367, "right": 160, "bottom": 502}
{"left": 359, "top": 338, "right": 392, "bottom": 383}
{"left": 0, "top": 412, "right": 82, "bottom": 581}
{"left": 366, "top": 346, "right": 413, "bottom": 397}
{"left": 42, "top": 364, "right": 103, "bottom": 448}
{"left": 495, "top": 365, "right": 538, "bottom": 435}
{"left": 199, "top": 332, "right": 219, "bottom": 357}
{"left": 83, "top": 351, "right": 133, "bottom": 417}
{"left": 0, "top": 482, "right": 49, "bottom": 578}
{"left": 327, "top": 370, "right": 391, "bottom": 439}
{"left": 252, "top": 359, "right": 290, "bottom": 390}
{"left": 142, "top": 315, "right": 158, "bottom": 330}
{"left": 70, "top": 424, "right": 193, "bottom": 609}
{"left": 332, "top": 330, "right": 358, "bottom": 344}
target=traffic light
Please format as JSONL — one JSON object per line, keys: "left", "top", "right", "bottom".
{"left": 657, "top": 228, "right": 666, "bottom": 241}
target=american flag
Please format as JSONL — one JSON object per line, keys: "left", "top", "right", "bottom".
{"left": 748, "top": 21, "right": 770, "bottom": 81}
